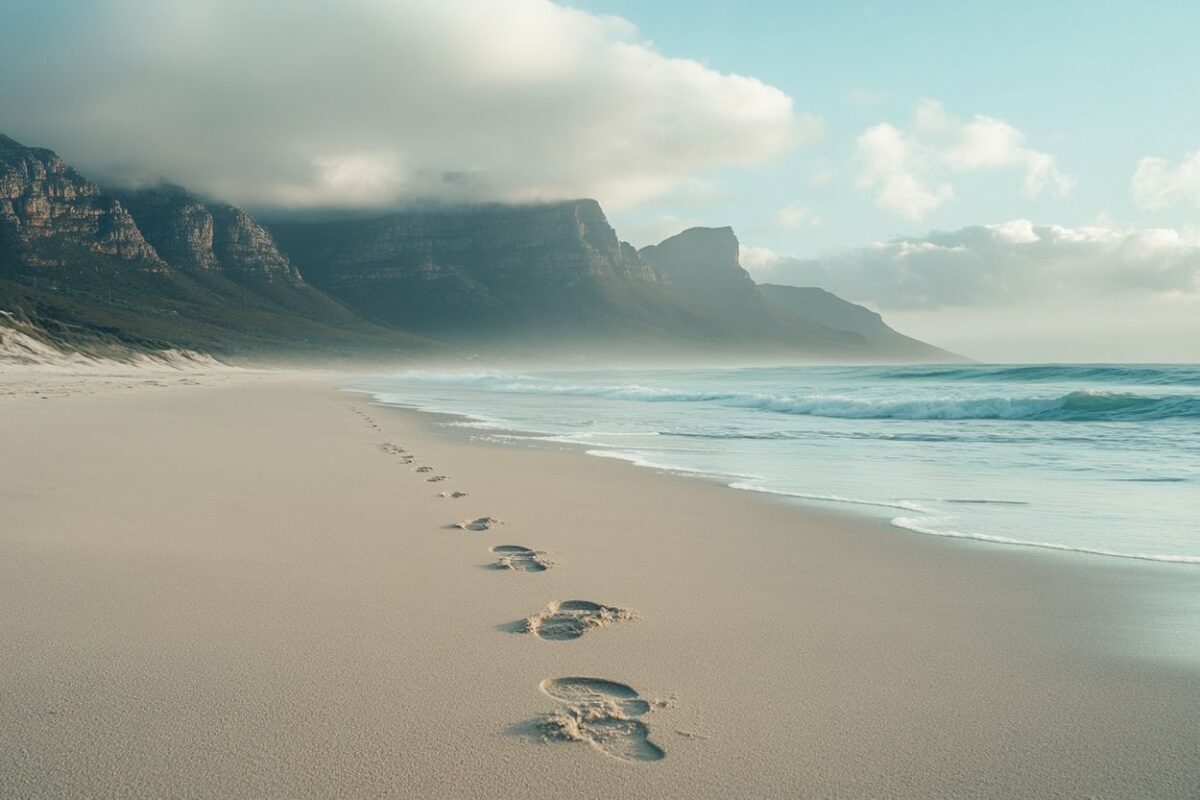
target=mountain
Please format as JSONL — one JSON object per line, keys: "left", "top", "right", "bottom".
{"left": 639, "top": 226, "right": 757, "bottom": 311}
{"left": 0, "top": 134, "right": 166, "bottom": 271}
{"left": 638, "top": 227, "right": 954, "bottom": 360}
{"left": 760, "top": 284, "right": 957, "bottom": 361}
{"left": 269, "top": 201, "right": 760, "bottom": 351}
{"left": 270, "top": 207, "right": 941, "bottom": 359}
{"left": 112, "top": 185, "right": 299, "bottom": 281}
{"left": 1, "top": 132, "right": 954, "bottom": 362}
{"left": 0, "top": 135, "right": 421, "bottom": 357}
{"left": 638, "top": 227, "right": 860, "bottom": 346}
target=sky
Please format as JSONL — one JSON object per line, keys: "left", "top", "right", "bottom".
{"left": 1, "top": 0, "right": 1198, "bottom": 361}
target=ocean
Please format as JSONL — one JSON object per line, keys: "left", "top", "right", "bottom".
{"left": 348, "top": 364, "right": 1200, "bottom": 564}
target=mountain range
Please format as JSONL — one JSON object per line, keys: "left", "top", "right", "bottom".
{"left": 0, "top": 134, "right": 956, "bottom": 362}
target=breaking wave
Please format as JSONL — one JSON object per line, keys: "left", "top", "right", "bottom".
{"left": 397, "top": 374, "right": 1200, "bottom": 421}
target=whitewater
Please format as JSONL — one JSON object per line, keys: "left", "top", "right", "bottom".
{"left": 349, "top": 364, "right": 1200, "bottom": 564}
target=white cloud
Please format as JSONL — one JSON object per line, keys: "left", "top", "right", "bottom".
{"left": 739, "top": 244, "right": 785, "bottom": 275}
{"left": 776, "top": 203, "right": 821, "bottom": 229}
{"left": 752, "top": 219, "right": 1200, "bottom": 309}
{"left": 747, "top": 219, "right": 1200, "bottom": 361}
{"left": 0, "top": 0, "right": 808, "bottom": 210}
{"left": 1131, "top": 151, "right": 1200, "bottom": 209}
{"left": 855, "top": 101, "right": 1072, "bottom": 219}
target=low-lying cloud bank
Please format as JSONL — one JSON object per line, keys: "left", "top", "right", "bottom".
{"left": 0, "top": 0, "right": 809, "bottom": 210}
{"left": 745, "top": 220, "right": 1200, "bottom": 361}
{"left": 745, "top": 219, "right": 1200, "bottom": 310}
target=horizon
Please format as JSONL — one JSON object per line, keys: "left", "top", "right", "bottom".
{"left": 2, "top": 0, "right": 1198, "bottom": 361}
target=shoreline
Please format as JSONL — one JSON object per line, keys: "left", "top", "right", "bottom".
{"left": 377, "top": 397, "right": 1200, "bottom": 659}
{"left": 357, "top": 390, "right": 1200, "bottom": 570}
{"left": 2, "top": 372, "right": 1198, "bottom": 798}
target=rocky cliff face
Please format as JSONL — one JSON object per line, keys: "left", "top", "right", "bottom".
{"left": 114, "top": 185, "right": 299, "bottom": 281}
{"left": 639, "top": 226, "right": 763, "bottom": 312}
{"left": 0, "top": 135, "right": 166, "bottom": 270}
{"left": 269, "top": 200, "right": 669, "bottom": 336}
{"left": 638, "top": 226, "right": 869, "bottom": 351}
{"left": 110, "top": 185, "right": 218, "bottom": 271}
{"left": 0, "top": 134, "right": 406, "bottom": 356}
{"left": 209, "top": 204, "right": 297, "bottom": 280}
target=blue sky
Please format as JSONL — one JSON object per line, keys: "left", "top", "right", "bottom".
{"left": 573, "top": 0, "right": 1200, "bottom": 256}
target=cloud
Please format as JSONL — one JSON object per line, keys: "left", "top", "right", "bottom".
{"left": 747, "top": 219, "right": 1200, "bottom": 310}
{"left": 1131, "top": 151, "right": 1200, "bottom": 209}
{"left": 739, "top": 244, "right": 785, "bottom": 275}
{"left": 747, "top": 220, "right": 1200, "bottom": 361}
{"left": 0, "top": 0, "right": 807, "bottom": 211}
{"left": 776, "top": 203, "right": 821, "bottom": 229}
{"left": 855, "top": 101, "right": 1072, "bottom": 219}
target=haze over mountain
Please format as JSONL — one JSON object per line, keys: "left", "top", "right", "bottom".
{"left": 1, "top": 134, "right": 953, "bottom": 362}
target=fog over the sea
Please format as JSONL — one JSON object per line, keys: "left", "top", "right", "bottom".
{"left": 2, "top": 0, "right": 1198, "bottom": 362}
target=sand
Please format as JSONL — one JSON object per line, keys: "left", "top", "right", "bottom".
{"left": 1, "top": 369, "right": 1198, "bottom": 799}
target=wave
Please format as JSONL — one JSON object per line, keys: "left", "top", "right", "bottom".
{"left": 729, "top": 485, "right": 1198, "bottom": 562}
{"left": 876, "top": 364, "right": 1200, "bottom": 386}
{"left": 1113, "top": 476, "right": 1188, "bottom": 483}
{"left": 389, "top": 375, "right": 1200, "bottom": 421}
{"left": 728, "top": 483, "right": 930, "bottom": 512}
{"left": 891, "top": 517, "right": 1200, "bottom": 564}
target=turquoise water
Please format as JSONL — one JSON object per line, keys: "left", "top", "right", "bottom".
{"left": 350, "top": 364, "right": 1200, "bottom": 564}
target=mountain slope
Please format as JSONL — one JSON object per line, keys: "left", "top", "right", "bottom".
{"left": 643, "top": 225, "right": 931, "bottom": 357}
{"left": 0, "top": 134, "right": 165, "bottom": 271}
{"left": 759, "top": 284, "right": 958, "bottom": 361}
{"left": 112, "top": 184, "right": 300, "bottom": 281}
{"left": 0, "top": 136, "right": 426, "bottom": 357}
{"left": 269, "top": 202, "right": 759, "bottom": 351}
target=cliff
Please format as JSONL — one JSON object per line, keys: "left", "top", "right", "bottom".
{"left": 639, "top": 226, "right": 759, "bottom": 311}
{"left": 0, "top": 136, "right": 421, "bottom": 357}
{"left": 113, "top": 185, "right": 300, "bottom": 281}
{"left": 268, "top": 201, "right": 713, "bottom": 345}
{"left": 0, "top": 134, "right": 165, "bottom": 271}
{"left": 639, "top": 227, "right": 873, "bottom": 351}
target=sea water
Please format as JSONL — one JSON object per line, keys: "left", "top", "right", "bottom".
{"left": 349, "top": 364, "right": 1200, "bottom": 564}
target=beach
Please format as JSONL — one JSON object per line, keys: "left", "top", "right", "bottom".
{"left": 2, "top": 370, "right": 1198, "bottom": 799}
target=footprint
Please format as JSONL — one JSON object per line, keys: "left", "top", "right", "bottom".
{"left": 454, "top": 516, "right": 501, "bottom": 531}
{"left": 491, "top": 545, "right": 552, "bottom": 572}
{"left": 415, "top": 466, "right": 433, "bottom": 473}
{"left": 439, "top": 490, "right": 469, "bottom": 499}
{"left": 426, "top": 475, "right": 448, "bottom": 483}
{"left": 522, "top": 600, "right": 634, "bottom": 641}
{"left": 537, "top": 677, "right": 664, "bottom": 762}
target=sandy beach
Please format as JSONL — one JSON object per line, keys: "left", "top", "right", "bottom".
{"left": 2, "top": 371, "right": 1198, "bottom": 799}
